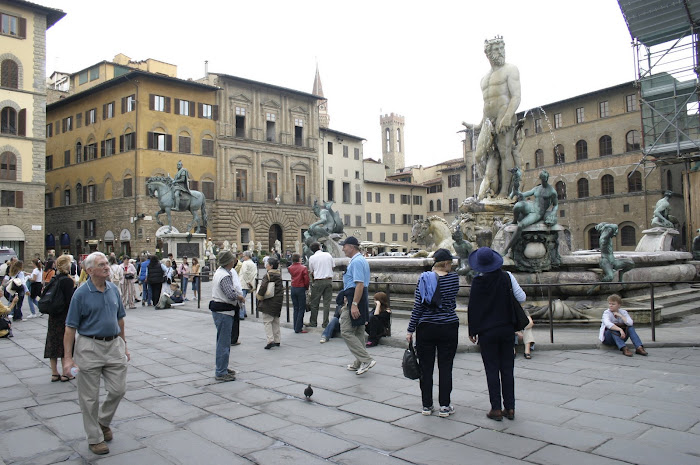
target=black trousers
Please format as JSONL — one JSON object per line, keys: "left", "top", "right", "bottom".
{"left": 230, "top": 309, "right": 240, "bottom": 344}
{"left": 416, "top": 322, "right": 459, "bottom": 408}
{"left": 365, "top": 315, "right": 388, "bottom": 344}
{"left": 479, "top": 324, "right": 515, "bottom": 411}
{"left": 150, "top": 282, "right": 163, "bottom": 306}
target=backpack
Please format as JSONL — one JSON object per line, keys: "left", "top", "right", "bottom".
{"left": 38, "top": 275, "right": 68, "bottom": 315}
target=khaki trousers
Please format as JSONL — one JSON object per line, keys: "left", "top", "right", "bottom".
{"left": 74, "top": 335, "right": 128, "bottom": 444}
{"left": 340, "top": 307, "right": 372, "bottom": 364}
{"left": 262, "top": 313, "right": 280, "bottom": 344}
{"left": 308, "top": 279, "right": 332, "bottom": 327}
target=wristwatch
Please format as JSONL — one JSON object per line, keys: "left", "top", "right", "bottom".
{"left": 351, "top": 302, "right": 358, "bottom": 306}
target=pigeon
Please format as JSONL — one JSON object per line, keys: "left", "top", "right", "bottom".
{"left": 304, "top": 384, "right": 313, "bottom": 400}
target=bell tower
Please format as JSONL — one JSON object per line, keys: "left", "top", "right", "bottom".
{"left": 379, "top": 113, "right": 405, "bottom": 174}
{"left": 313, "top": 64, "right": 329, "bottom": 128}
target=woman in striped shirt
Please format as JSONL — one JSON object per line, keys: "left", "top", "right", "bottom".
{"left": 406, "top": 248, "right": 460, "bottom": 418}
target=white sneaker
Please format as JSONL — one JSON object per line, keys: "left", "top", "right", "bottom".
{"left": 26, "top": 314, "right": 35, "bottom": 319}
{"left": 346, "top": 363, "right": 360, "bottom": 371}
{"left": 356, "top": 360, "right": 376, "bottom": 375}
{"left": 320, "top": 337, "right": 328, "bottom": 343}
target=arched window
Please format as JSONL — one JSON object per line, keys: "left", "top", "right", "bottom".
{"left": 429, "top": 200, "right": 434, "bottom": 212}
{"left": 436, "top": 199, "right": 442, "bottom": 211}
{"left": 1, "top": 60, "right": 19, "bottom": 89}
{"left": 577, "top": 178, "right": 589, "bottom": 198}
{"left": 576, "top": 140, "right": 588, "bottom": 160}
{"left": 666, "top": 171, "right": 673, "bottom": 191}
{"left": 0, "top": 152, "right": 17, "bottom": 180}
{"left": 555, "top": 181, "right": 566, "bottom": 200}
{"left": 601, "top": 174, "right": 615, "bottom": 195}
{"left": 76, "top": 183, "right": 83, "bottom": 204}
{"left": 1, "top": 107, "right": 16, "bottom": 134}
{"left": 385, "top": 128, "right": 390, "bottom": 152}
{"left": 554, "top": 144, "right": 565, "bottom": 164}
{"left": 621, "top": 226, "right": 636, "bottom": 246}
{"left": 627, "top": 171, "right": 642, "bottom": 192}
{"left": 626, "top": 130, "right": 641, "bottom": 152}
{"left": 396, "top": 129, "right": 401, "bottom": 152}
{"left": 599, "top": 135, "right": 613, "bottom": 156}
{"left": 535, "top": 149, "right": 544, "bottom": 167}
{"left": 589, "top": 227, "right": 601, "bottom": 250}
{"left": 75, "top": 142, "right": 82, "bottom": 163}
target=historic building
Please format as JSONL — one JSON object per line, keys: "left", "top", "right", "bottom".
{"left": 0, "top": 0, "right": 64, "bottom": 261}
{"left": 199, "top": 72, "right": 323, "bottom": 254}
{"left": 45, "top": 59, "right": 218, "bottom": 257}
{"left": 380, "top": 112, "right": 405, "bottom": 175}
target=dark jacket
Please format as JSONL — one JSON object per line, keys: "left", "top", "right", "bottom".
{"left": 256, "top": 269, "right": 284, "bottom": 317}
{"left": 467, "top": 270, "right": 512, "bottom": 337}
{"left": 147, "top": 260, "right": 164, "bottom": 284}
{"left": 336, "top": 286, "right": 369, "bottom": 327}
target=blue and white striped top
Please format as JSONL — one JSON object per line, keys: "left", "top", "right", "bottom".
{"left": 407, "top": 271, "right": 460, "bottom": 333}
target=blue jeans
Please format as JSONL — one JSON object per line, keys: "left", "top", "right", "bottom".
{"left": 291, "top": 287, "right": 306, "bottom": 332}
{"left": 27, "top": 296, "right": 38, "bottom": 315}
{"left": 11, "top": 292, "right": 23, "bottom": 321}
{"left": 603, "top": 327, "right": 643, "bottom": 349}
{"left": 181, "top": 277, "right": 188, "bottom": 297}
{"left": 321, "top": 316, "right": 341, "bottom": 340}
{"left": 240, "top": 289, "right": 248, "bottom": 319}
{"left": 141, "top": 281, "right": 152, "bottom": 305}
{"left": 211, "top": 311, "right": 233, "bottom": 377}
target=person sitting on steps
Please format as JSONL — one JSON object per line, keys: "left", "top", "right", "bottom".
{"left": 599, "top": 294, "right": 648, "bottom": 357}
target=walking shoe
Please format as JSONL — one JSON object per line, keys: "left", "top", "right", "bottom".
{"left": 422, "top": 406, "right": 434, "bottom": 416}
{"left": 636, "top": 346, "right": 648, "bottom": 356}
{"left": 274, "top": 342, "right": 281, "bottom": 347}
{"left": 215, "top": 373, "right": 236, "bottom": 382}
{"left": 439, "top": 405, "right": 455, "bottom": 417}
{"left": 319, "top": 337, "right": 328, "bottom": 343}
{"left": 356, "top": 360, "right": 376, "bottom": 375}
{"left": 26, "top": 314, "right": 35, "bottom": 319}
{"left": 264, "top": 343, "right": 274, "bottom": 350}
{"left": 346, "top": 362, "right": 360, "bottom": 371}
{"left": 227, "top": 369, "right": 236, "bottom": 375}
{"left": 99, "top": 424, "right": 113, "bottom": 442}
{"left": 621, "top": 347, "right": 633, "bottom": 357}
{"left": 501, "top": 408, "right": 515, "bottom": 420}
{"left": 89, "top": 442, "right": 109, "bottom": 455}
{"left": 486, "top": 409, "right": 503, "bottom": 421}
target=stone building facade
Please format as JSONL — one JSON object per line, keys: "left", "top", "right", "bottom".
{"left": 0, "top": 0, "right": 63, "bottom": 263}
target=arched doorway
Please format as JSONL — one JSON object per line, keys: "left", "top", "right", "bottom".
{"left": 268, "top": 224, "right": 282, "bottom": 253}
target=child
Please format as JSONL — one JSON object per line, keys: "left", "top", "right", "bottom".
{"left": 155, "top": 283, "right": 184, "bottom": 310}
{"left": 599, "top": 294, "right": 648, "bottom": 357}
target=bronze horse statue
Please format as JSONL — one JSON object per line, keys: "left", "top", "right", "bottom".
{"left": 146, "top": 176, "right": 208, "bottom": 233}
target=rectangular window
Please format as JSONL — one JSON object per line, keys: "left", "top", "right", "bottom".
{"left": 202, "top": 181, "right": 215, "bottom": 200}
{"left": 179, "top": 136, "right": 191, "bottom": 153}
{"left": 327, "top": 180, "right": 334, "bottom": 201}
{"left": 355, "top": 170, "right": 360, "bottom": 179}
{"left": 64, "top": 150, "right": 70, "bottom": 166}
{"left": 267, "top": 172, "right": 278, "bottom": 202}
{"left": 78, "top": 71, "right": 88, "bottom": 85}
{"left": 46, "top": 155, "right": 53, "bottom": 171}
{"left": 153, "top": 133, "right": 167, "bottom": 151}
{"left": 235, "top": 107, "right": 245, "bottom": 138}
{"left": 123, "top": 178, "right": 132, "bottom": 197}
{"left": 389, "top": 194, "right": 395, "bottom": 203}
{"left": 75, "top": 112, "right": 82, "bottom": 128}
{"left": 354, "top": 147, "right": 360, "bottom": 160}
{"left": 535, "top": 118, "right": 542, "bottom": 133}
{"left": 599, "top": 101, "right": 609, "bottom": 118}
{"left": 86, "top": 108, "right": 96, "bottom": 125}
{"left": 62, "top": 116, "right": 72, "bottom": 132}
{"left": 87, "top": 219, "right": 96, "bottom": 237}
{"left": 295, "top": 175, "right": 306, "bottom": 204}
{"left": 103, "top": 102, "right": 114, "bottom": 120}
{"left": 626, "top": 94, "right": 638, "bottom": 112}
{"left": 241, "top": 228, "right": 250, "bottom": 248}
{"left": 87, "top": 184, "right": 96, "bottom": 203}
{"left": 413, "top": 195, "right": 422, "bottom": 205}
{"left": 403, "top": 233, "right": 409, "bottom": 242}
{"left": 554, "top": 113, "right": 562, "bottom": 129}
{"left": 178, "top": 99, "right": 190, "bottom": 116}
{"left": 343, "top": 146, "right": 349, "bottom": 158}
{"left": 576, "top": 107, "right": 584, "bottom": 123}
{"left": 401, "top": 194, "right": 410, "bottom": 204}
{"left": 355, "top": 191, "right": 361, "bottom": 204}
{"left": 366, "top": 212, "right": 371, "bottom": 224}
{"left": 367, "top": 232, "right": 373, "bottom": 241}
{"left": 375, "top": 192, "right": 380, "bottom": 202}
{"left": 201, "top": 104, "right": 213, "bottom": 119}
{"left": 121, "top": 132, "right": 135, "bottom": 152}
{"left": 449, "top": 198, "right": 459, "bottom": 213}
{"left": 1, "top": 13, "right": 22, "bottom": 37}
{"left": 294, "top": 118, "right": 303, "bottom": 146}
{"left": 103, "top": 138, "right": 115, "bottom": 157}
{"left": 46, "top": 123, "right": 52, "bottom": 137}
{"left": 202, "top": 139, "right": 214, "bottom": 156}
{"left": 85, "top": 142, "right": 97, "bottom": 160}
{"left": 380, "top": 232, "right": 386, "bottom": 242}
{"left": 122, "top": 94, "right": 136, "bottom": 113}
{"left": 355, "top": 215, "right": 361, "bottom": 227}
{"left": 266, "top": 113, "right": 276, "bottom": 142}
{"left": 390, "top": 214, "right": 395, "bottom": 224}
{"left": 392, "top": 233, "right": 398, "bottom": 242}
{"left": 235, "top": 169, "right": 248, "bottom": 200}
{"left": 64, "top": 189, "right": 70, "bottom": 206}
{"left": 375, "top": 213, "right": 381, "bottom": 224}
{"left": 153, "top": 95, "right": 166, "bottom": 112}
{"left": 448, "top": 174, "right": 460, "bottom": 188}
{"left": 343, "top": 214, "right": 350, "bottom": 227}
{"left": 327, "top": 141, "right": 333, "bottom": 154}
{"left": 367, "top": 191, "right": 372, "bottom": 202}
{"left": 0, "top": 190, "right": 21, "bottom": 207}
{"left": 342, "top": 182, "right": 350, "bottom": 203}
{"left": 89, "top": 67, "right": 99, "bottom": 81}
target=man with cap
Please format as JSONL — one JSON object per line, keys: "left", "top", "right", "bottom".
{"left": 339, "top": 236, "right": 376, "bottom": 375}
{"left": 208, "top": 250, "right": 245, "bottom": 382}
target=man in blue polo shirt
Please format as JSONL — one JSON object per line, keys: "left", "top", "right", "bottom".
{"left": 339, "top": 236, "right": 376, "bottom": 375}
{"left": 63, "top": 252, "right": 130, "bottom": 456}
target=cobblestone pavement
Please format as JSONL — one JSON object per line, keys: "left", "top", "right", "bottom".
{"left": 1, "top": 303, "right": 699, "bottom": 464}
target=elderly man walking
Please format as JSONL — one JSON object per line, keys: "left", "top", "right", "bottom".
{"left": 307, "top": 242, "right": 334, "bottom": 328}
{"left": 339, "top": 237, "right": 375, "bottom": 375}
{"left": 63, "top": 252, "right": 130, "bottom": 455}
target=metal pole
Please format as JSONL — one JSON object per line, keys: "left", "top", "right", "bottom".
{"left": 548, "top": 285, "right": 553, "bottom": 344}
{"left": 197, "top": 273, "right": 201, "bottom": 309}
{"left": 285, "top": 280, "right": 290, "bottom": 323}
{"left": 650, "top": 283, "right": 656, "bottom": 342}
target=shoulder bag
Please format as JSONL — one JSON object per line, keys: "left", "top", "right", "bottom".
{"left": 504, "top": 271, "right": 529, "bottom": 331}
{"left": 256, "top": 274, "right": 275, "bottom": 300}
{"left": 402, "top": 340, "right": 421, "bottom": 380}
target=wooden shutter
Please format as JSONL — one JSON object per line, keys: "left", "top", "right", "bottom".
{"left": 15, "top": 191, "right": 23, "bottom": 208}
{"left": 190, "top": 180, "right": 199, "bottom": 191}
{"left": 147, "top": 132, "right": 154, "bottom": 149}
{"left": 119, "top": 135, "right": 124, "bottom": 152}
{"left": 102, "top": 104, "right": 106, "bottom": 120}
{"left": 164, "top": 97, "right": 171, "bottom": 113}
{"left": 18, "top": 18, "right": 26, "bottom": 39}
{"left": 189, "top": 101, "right": 195, "bottom": 117}
{"left": 166, "top": 134, "right": 172, "bottom": 151}
{"left": 213, "top": 105, "right": 219, "bottom": 121}
{"left": 121, "top": 97, "right": 126, "bottom": 114}
{"left": 100, "top": 140, "right": 105, "bottom": 157}
{"left": 174, "top": 98, "right": 180, "bottom": 115}
{"left": 149, "top": 94, "right": 154, "bottom": 110}
{"left": 55, "top": 120, "right": 59, "bottom": 134}
{"left": 133, "top": 131, "right": 136, "bottom": 149}
{"left": 17, "top": 109, "right": 26, "bottom": 136}
{"left": 198, "top": 102, "right": 203, "bottom": 118}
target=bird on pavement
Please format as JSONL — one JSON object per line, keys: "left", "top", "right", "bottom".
{"left": 304, "top": 384, "right": 313, "bottom": 400}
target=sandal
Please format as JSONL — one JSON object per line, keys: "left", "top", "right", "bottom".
{"left": 524, "top": 353, "right": 532, "bottom": 359}
{"left": 51, "top": 374, "right": 61, "bottom": 382}
{"left": 60, "top": 375, "right": 75, "bottom": 382}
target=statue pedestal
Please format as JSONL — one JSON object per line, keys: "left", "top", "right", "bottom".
{"left": 635, "top": 227, "right": 678, "bottom": 252}
{"left": 494, "top": 224, "right": 570, "bottom": 272}
{"left": 158, "top": 233, "right": 207, "bottom": 261}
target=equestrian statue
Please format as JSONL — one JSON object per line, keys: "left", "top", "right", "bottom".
{"left": 146, "top": 161, "right": 208, "bottom": 233}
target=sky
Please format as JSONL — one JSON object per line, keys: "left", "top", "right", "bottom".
{"left": 41, "top": 0, "right": 634, "bottom": 167}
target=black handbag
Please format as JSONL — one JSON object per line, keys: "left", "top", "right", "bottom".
{"left": 504, "top": 271, "right": 529, "bottom": 331}
{"left": 402, "top": 341, "right": 421, "bottom": 380}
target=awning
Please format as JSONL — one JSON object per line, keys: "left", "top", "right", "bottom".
{"left": 0, "top": 225, "right": 25, "bottom": 241}
{"left": 119, "top": 229, "right": 131, "bottom": 241}
{"left": 104, "top": 230, "right": 115, "bottom": 242}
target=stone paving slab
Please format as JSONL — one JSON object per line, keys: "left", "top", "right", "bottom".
{"left": 337, "top": 399, "right": 413, "bottom": 422}
{"left": 391, "top": 413, "right": 477, "bottom": 440}
{"left": 393, "top": 437, "right": 525, "bottom": 465}
{"left": 593, "top": 438, "right": 700, "bottom": 465}
{"left": 503, "top": 419, "right": 609, "bottom": 451}
{"left": 326, "top": 418, "right": 430, "bottom": 452}
{"left": 525, "top": 444, "right": 632, "bottom": 465}
{"left": 187, "top": 416, "right": 276, "bottom": 455}
{"left": 146, "top": 429, "right": 252, "bottom": 465}
{"left": 247, "top": 445, "right": 328, "bottom": 465}
{"left": 332, "top": 447, "right": 414, "bottom": 465}
{"left": 267, "top": 424, "right": 357, "bottom": 458}
{"left": 455, "top": 427, "right": 547, "bottom": 459}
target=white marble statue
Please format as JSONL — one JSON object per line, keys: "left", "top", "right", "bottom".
{"left": 274, "top": 239, "right": 281, "bottom": 254}
{"left": 256, "top": 242, "right": 262, "bottom": 254}
{"left": 248, "top": 240, "right": 255, "bottom": 253}
{"left": 222, "top": 240, "right": 230, "bottom": 251}
{"left": 232, "top": 242, "right": 238, "bottom": 253}
{"left": 205, "top": 239, "right": 214, "bottom": 258}
{"left": 294, "top": 240, "right": 301, "bottom": 254}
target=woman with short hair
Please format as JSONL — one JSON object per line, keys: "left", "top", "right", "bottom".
{"left": 256, "top": 257, "right": 284, "bottom": 349}
{"left": 44, "top": 255, "right": 76, "bottom": 382}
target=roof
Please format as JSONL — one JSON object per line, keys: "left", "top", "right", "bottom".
{"left": 47, "top": 70, "right": 218, "bottom": 111}
{"left": 618, "top": 0, "right": 700, "bottom": 47}
{"left": 6, "top": 0, "right": 65, "bottom": 28}
{"left": 364, "top": 179, "right": 420, "bottom": 188}
{"left": 422, "top": 177, "right": 442, "bottom": 185}
{"left": 212, "top": 72, "right": 325, "bottom": 101}
{"left": 321, "top": 127, "right": 365, "bottom": 141}
{"left": 518, "top": 81, "right": 635, "bottom": 115}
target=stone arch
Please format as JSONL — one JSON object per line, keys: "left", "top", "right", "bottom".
{"left": 0, "top": 99, "right": 21, "bottom": 112}
{"left": 122, "top": 122, "right": 135, "bottom": 133}
{"left": 176, "top": 126, "right": 193, "bottom": 137}
{"left": 199, "top": 129, "right": 215, "bottom": 139}
{"left": 104, "top": 177, "right": 113, "bottom": 200}
{"left": 618, "top": 221, "right": 638, "bottom": 249}
{"left": 0, "top": 53, "right": 24, "bottom": 90}
{"left": 150, "top": 121, "right": 168, "bottom": 132}
{"left": 583, "top": 223, "right": 601, "bottom": 250}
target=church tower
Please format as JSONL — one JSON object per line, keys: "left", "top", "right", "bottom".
{"left": 313, "top": 64, "right": 330, "bottom": 128}
{"left": 380, "top": 113, "right": 405, "bottom": 174}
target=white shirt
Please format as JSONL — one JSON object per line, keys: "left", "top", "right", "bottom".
{"left": 599, "top": 308, "right": 634, "bottom": 341}
{"left": 308, "top": 250, "right": 334, "bottom": 280}
{"left": 239, "top": 259, "right": 258, "bottom": 290}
